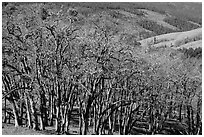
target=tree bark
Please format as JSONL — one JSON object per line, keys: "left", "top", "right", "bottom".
{"left": 187, "top": 105, "right": 191, "bottom": 134}
{"left": 39, "top": 112, "right": 45, "bottom": 130}
{"left": 19, "top": 100, "right": 24, "bottom": 125}
{"left": 92, "top": 102, "right": 97, "bottom": 134}
{"left": 10, "top": 97, "right": 20, "bottom": 127}
{"left": 55, "top": 103, "right": 61, "bottom": 133}
{"left": 25, "top": 93, "right": 32, "bottom": 128}
{"left": 49, "top": 91, "right": 54, "bottom": 126}
{"left": 39, "top": 93, "right": 46, "bottom": 130}
{"left": 29, "top": 95, "right": 39, "bottom": 130}
{"left": 55, "top": 80, "right": 62, "bottom": 133}
{"left": 82, "top": 95, "right": 93, "bottom": 135}
{"left": 179, "top": 104, "right": 182, "bottom": 122}
{"left": 78, "top": 97, "right": 83, "bottom": 135}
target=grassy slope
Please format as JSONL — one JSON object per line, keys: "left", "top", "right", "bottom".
{"left": 2, "top": 123, "right": 46, "bottom": 135}
{"left": 138, "top": 2, "right": 202, "bottom": 23}
{"left": 138, "top": 9, "right": 178, "bottom": 30}
{"left": 139, "top": 28, "right": 202, "bottom": 49}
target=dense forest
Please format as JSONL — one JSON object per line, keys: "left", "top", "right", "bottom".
{"left": 2, "top": 2, "right": 202, "bottom": 135}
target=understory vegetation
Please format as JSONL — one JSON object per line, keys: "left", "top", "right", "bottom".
{"left": 2, "top": 2, "right": 202, "bottom": 135}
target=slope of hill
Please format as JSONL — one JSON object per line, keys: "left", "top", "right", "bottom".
{"left": 138, "top": 9, "right": 178, "bottom": 30}
{"left": 139, "top": 28, "right": 202, "bottom": 49}
{"left": 2, "top": 2, "right": 202, "bottom": 135}
{"left": 175, "top": 40, "right": 202, "bottom": 49}
{"left": 136, "top": 2, "right": 202, "bottom": 25}
{"left": 7, "top": 2, "right": 200, "bottom": 39}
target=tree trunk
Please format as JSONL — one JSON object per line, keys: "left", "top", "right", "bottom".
{"left": 119, "top": 94, "right": 123, "bottom": 135}
{"left": 10, "top": 98, "right": 20, "bottom": 127}
{"left": 108, "top": 115, "right": 113, "bottom": 135}
{"left": 25, "top": 93, "right": 32, "bottom": 128}
{"left": 29, "top": 95, "right": 39, "bottom": 130}
{"left": 196, "top": 112, "right": 201, "bottom": 134}
{"left": 113, "top": 110, "right": 117, "bottom": 133}
{"left": 148, "top": 107, "right": 154, "bottom": 134}
{"left": 3, "top": 98, "right": 7, "bottom": 123}
{"left": 55, "top": 79, "right": 62, "bottom": 133}
{"left": 39, "top": 105, "right": 45, "bottom": 130}
{"left": 19, "top": 100, "right": 24, "bottom": 125}
{"left": 118, "top": 111, "right": 122, "bottom": 135}
{"left": 92, "top": 103, "right": 96, "bottom": 134}
{"left": 49, "top": 91, "right": 54, "bottom": 126}
{"left": 39, "top": 93, "right": 46, "bottom": 130}
{"left": 82, "top": 95, "right": 92, "bottom": 135}
{"left": 191, "top": 107, "right": 194, "bottom": 134}
{"left": 39, "top": 112, "right": 45, "bottom": 130}
{"left": 179, "top": 104, "right": 182, "bottom": 122}
{"left": 78, "top": 98, "right": 83, "bottom": 135}
{"left": 8, "top": 93, "right": 20, "bottom": 127}
{"left": 82, "top": 114, "right": 88, "bottom": 135}
{"left": 79, "top": 112, "right": 83, "bottom": 135}
{"left": 65, "top": 110, "right": 71, "bottom": 134}
{"left": 42, "top": 94, "right": 48, "bottom": 126}
{"left": 187, "top": 105, "right": 191, "bottom": 134}
{"left": 55, "top": 104, "right": 61, "bottom": 133}
{"left": 61, "top": 105, "right": 68, "bottom": 133}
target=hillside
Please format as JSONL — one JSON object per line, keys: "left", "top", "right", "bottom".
{"left": 135, "top": 2, "right": 202, "bottom": 25}
{"left": 139, "top": 28, "right": 202, "bottom": 49}
{"left": 2, "top": 2, "right": 202, "bottom": 135}
{"left": 2, "top": 2, "right": 201, "bottom": 39}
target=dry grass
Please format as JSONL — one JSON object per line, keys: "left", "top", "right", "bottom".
{"left": 2, "top": 123, "right": 81, "bottom": 135}
{"left": 2, "top": 123, "right": 45, "bottom": 135}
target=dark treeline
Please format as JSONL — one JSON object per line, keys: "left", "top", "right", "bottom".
{"left": 2, "top": 3, "right": 202, "bottom": 135}
{"left": 179, "top": 47, "right": 202, "bottom": 59}
{"left": 164, "top": 17, "right": 200, "bottom": 31}
{"left": 137, "top": 20, "right": 176, "bottom": 35}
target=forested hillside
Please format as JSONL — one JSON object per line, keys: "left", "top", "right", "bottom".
{"left": 2, "top": 2, "right": 202, "bottom": 135}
